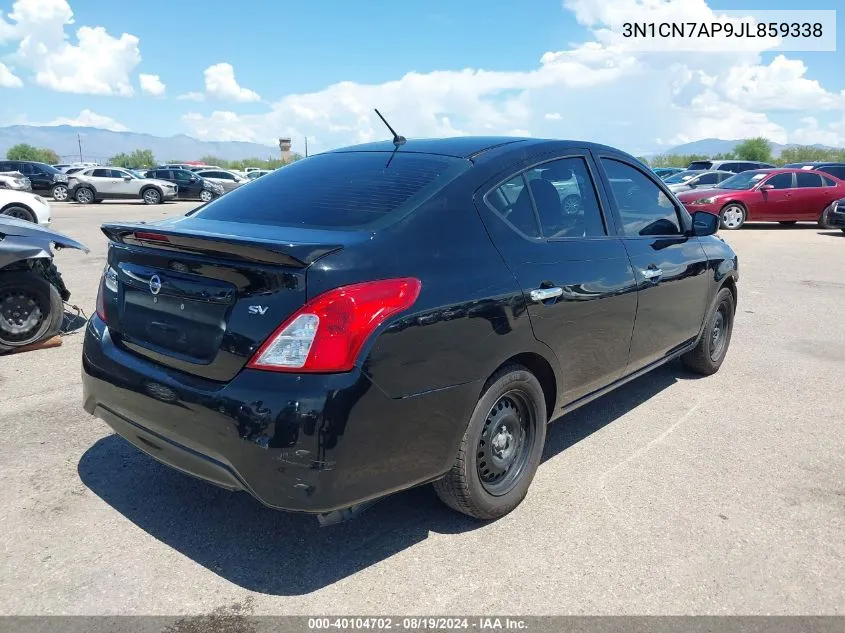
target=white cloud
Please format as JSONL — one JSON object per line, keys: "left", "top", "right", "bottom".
{"left": 177, "top": 92, "right": 205, "bottom": 102}
{"left": 0, "top": 0, "right": 142, "bottom": 96}
{"left": 181, "top": 0, "right": 842, "bottom": 154}
{"left": 791, "top": 116, "right": 845, "bottom": 147}
{"left": 0, "top": 62, "right": 22, "bottom": 87}
{"left": 139, "top": 73, "right": 165, "bottom": 97}
{"left": 203, "top": 63, "right": 260, "bottom": 102}
{"left": 43, "top": 109, "right": 129, "bottom": 132}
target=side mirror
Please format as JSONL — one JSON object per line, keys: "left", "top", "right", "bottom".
{"left": 691, "top": 211, "right": 719, "bottom": 236}
{"left": 189, "top": 176, "right": 197, "bottom": 182}
{"left": 124, "top": 176, "right": 132, "bottom": 181}
{"left": 759, "top": 184, "right": 774, "bottom": 191}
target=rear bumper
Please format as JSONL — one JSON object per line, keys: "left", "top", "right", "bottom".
{"left": 81, "top": 316, "right": 478, "bottom": 514}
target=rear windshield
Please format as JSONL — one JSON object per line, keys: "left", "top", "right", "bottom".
{"left": 686, "top": 161, "right": 712, "bottom": 170}
{"left": 193, "top": 151, "right": 469, "bottom": 229}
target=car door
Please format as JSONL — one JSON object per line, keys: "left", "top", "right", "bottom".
{"left": 477, "top": 153, "right": 639, "bottom": 404}
{"left": 107, "top": 169, "right": 138, "bottom": 197}
{"left": 205, "top": 171, "right": 237, "bottom": 191}
{"left": 595, "top": 155, "right": 711, "bottom": 372}
{"left": 172, "top": 170, "right": 198, "bottom": 198}
{"left": 87, "top": 168, "right": 121, "bottom": 195}
{"left": 794, "top": 171, "right": 835, "bottom": 220}
{"left": 749, "top": 172, "right": 794, "bottom": 221}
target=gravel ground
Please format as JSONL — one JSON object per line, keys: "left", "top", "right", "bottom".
{"left": 1, "top": 201, "right": 843, "bottom": 616}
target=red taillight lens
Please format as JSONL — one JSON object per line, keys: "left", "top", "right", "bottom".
{"left": 247, "top": 277, "right": 422, "bottom": 373}
{"left": 133, "top": 231, "right": 170, "bottom": 242}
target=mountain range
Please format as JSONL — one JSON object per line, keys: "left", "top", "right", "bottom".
{"left": 1, "top": 125, "right": 841, "bottom": 163}
{"left": 0, "top": 125, "right": 278, "bottom": 163}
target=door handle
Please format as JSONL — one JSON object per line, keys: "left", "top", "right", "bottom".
{"left": 529, "top": 287, "right": 563, "bottom": 302}
{"left": 641, "top": 267, "right": 663, "bottom": 281}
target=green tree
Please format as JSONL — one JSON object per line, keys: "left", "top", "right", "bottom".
{"left": 6, "top": 143, "right": 60, "bottom": 164}
{"left": 711, "top": 151, "right": 736, "bottom": 160}
{"left": 733, "top": 137, "right": 773, "bottom": 163}
{"left": 199, "top": 155, "right": 229, "bottom": 168}
{"left": 776, "top": 145, "right": 845, "bottom": 165}
{"left": 635, "top": 156, "right": 650, "bottom": 166}
{"left": 109, "top": 149, "right": 156, "bottom": 169}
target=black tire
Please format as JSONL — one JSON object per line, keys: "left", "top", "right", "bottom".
{"left": 74, "top": 187, "right": 95, "bottom": 204}
{"left": 434, "top": 365, "right": 547, "bottom": 520}
{"left": 779, "top": 221, "right": 797, "bottom": 226}
{"left": 141, "top": 187, "right": 162, "bottom": 205}
{"left": 199, "top": 189, "right": 215, "bottom": 203}
{"left": 681, "top": 287, "right": 735, "bottom": 376}
{"left": 841, "top": 228, "right": 845, "bottom": 234}
{"left": 1, "top": 205, "right": 36, "bottom": 223}
{"left": 719, "top": 203, "right": 746, "bottom": 230}
{"left": 92, "top": 199, "right": 103, "bottom": 204}
{"left": 50, "top": 183, "right": 69, "bottom": 202}
{"left": 0, "top": 270, "right": 63, "bottom": 352}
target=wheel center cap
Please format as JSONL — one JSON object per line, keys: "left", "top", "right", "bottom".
{"left": 492, "top": 426, "right": 514, "bottom": 458}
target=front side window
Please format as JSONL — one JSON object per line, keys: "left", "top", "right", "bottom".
{"left": 764, "top": 173, "right": 793, "bottom": 189}
{"left": 92, "top": 169, "right": 111, "bottom": 177}
{"left": 601, "top": 158, "right": 681, "bottom": 236}
{"left": 796, "top": 172, "right": 823, "bottom": 188}
{"left": 715, "top": 170, "right": 768, "bottom": 190}
{"left": 695, "top": 172, "right": 720, "bottom": 185}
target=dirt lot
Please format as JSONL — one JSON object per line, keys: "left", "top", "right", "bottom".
{"left": 1, "top": 201, "right": 843, "bottom": 615}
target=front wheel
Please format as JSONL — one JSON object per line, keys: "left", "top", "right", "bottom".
{"left": 719, "top": 204, "right": 746, "bottom": 230}
{"left": 1, "top": 205, "right": 36, "bottom": 223}
{"left": 0, "top": 270, "right": 63, "bottom": 352}
{"left": 51, "top": 183, "right": 68, "bottom": 202}
{"left": 142, "top": 188, "right": 162, "bottom": 205}
{"left": 199, "top": 189, "right": 214, "bottom": 203}
{"left": 681, "top": 286, "right": 735, "bottom": 376}
{"left": 434, "top": 365, "right": 547, "bottom": 520}
{"left": 74, "top": 187, "right": 95, "bottom": 204}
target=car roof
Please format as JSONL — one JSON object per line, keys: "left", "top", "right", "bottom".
{"left": 328, "top": 136, "right": 627, "bottom": 160}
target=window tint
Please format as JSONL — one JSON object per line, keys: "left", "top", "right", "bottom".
{"left": 19, "top": 163, "right": 34, "bottom": 175}
{"left": 765, "top": 173, "right": 793, "bottom": 189}
{"left": 696, "top": 172, "right": 720, "bottom": 185}
{"left": 111, "top": 169, "right": 129, "bottom": 178}
{"left": 821, "top": 175, "right": 837, "bottom": 187}
{"left": 722, "top": 163, "right": 741, "bottom": 173}
{"left": 195, "top": 151, "right": 468, "bottom": 229}
{"left": 172, "top": 170, "right": 192, "bottom": 182}
{"left": 92, "top": 168, "right": 111, "bottom": 177}
{"left": 486, "top": 174, "right": 540, "bottom": 238}
{"left": 796, "top": 172, "right": 823, "bottom": 188}
{"left": 818, "top": 166, "right": 845, "bottom": 180}
{"left": 687, "top": 161, "right": 712, "bottom": 170}
{"left": 0, "top": 162, "right": 11, "bottom": 171}
{"left": 522, "top": 157, "right": 605, "bottom": 238}
{"left": 601, "top": 158, "right": 682, "bottom": 237}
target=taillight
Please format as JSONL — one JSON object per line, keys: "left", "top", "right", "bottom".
{"left": 248, "top": 277, "right": 422, "bottom": 373}
{"left": 96, "top": 265, "right": 118, "bottom": 323}
{"left": 95, "top": 279, "right": 107, "bottom": 322}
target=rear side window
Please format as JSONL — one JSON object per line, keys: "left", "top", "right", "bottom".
{"left": 195, "top": 151, "right": 468, "bottom": 229}
{"left": 687, "top": 161, "right": 712, "bottom": 170}
{"left": 796, "top": 172, "right": 823, "bottom": 188}
{"left": 821, "top": 175, "right": 837, "bottom": 187}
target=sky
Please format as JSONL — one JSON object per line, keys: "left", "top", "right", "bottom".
{"left": 0, "top": 0, "right": 843, "bottom": 156}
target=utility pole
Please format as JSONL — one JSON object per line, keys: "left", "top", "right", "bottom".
{"left": 305, "top": 137, "right": 308, "bottom": 157}
{"left": 77, "top": 133, "right": 83, "bottom": 162}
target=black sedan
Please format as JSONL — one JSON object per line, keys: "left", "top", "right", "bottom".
{"left": 144, "top": 168, "right": 224, "bottom": 202}
{"left": 82, "top": 137, "right": 738, "bottom": 523}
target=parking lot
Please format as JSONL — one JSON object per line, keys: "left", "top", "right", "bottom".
{"left": 1, "top": 201, "right": 843, "bottom": 616}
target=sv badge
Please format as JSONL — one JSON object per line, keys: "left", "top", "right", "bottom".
{"left": 248, "top": 305, "right": 269, "bottom": 315}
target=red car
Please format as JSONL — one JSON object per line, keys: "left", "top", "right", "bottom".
{"left": 677, "top": 168, "right": 845, "bottom": 230}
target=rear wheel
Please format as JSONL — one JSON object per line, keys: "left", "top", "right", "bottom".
{"left": 1, "top": 205, "right": 36, "bottom": 223}
{"left": 719, "top": 204, "right": 746, "bottom": 230}
{"left": 50, "top": 183, "right": 68, "bottom": 201}
{"left": 199, "top": 189, "right": 214, "bottom": 203}
{"left": 74, "top": 187, "right": 95, "bottom": 204}
{"left": 142, "top": 188, "right": 162, "bottom": 205}
{"left": 0, "top": 270, "right": 63, "bottom": 352}
{"left": 681, "top": 287, "right": 735, "bottom": 376}
{"left": 434, "top": 365, "right": 547, "bottom": 520}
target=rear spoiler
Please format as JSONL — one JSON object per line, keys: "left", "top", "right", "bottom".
{"left": 101, "top": 222, "right": 343, "bottom": 268}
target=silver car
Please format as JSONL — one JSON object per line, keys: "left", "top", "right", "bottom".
{"left": 194, "top": 169, "right": 248, "bottom": 192}
{"left": 0, "top": 171, "right": 32, "bottom": 192}
{"left": 68, "top": 167, "right": 178, "bottom": 205}
{"left": 664, "top": 169, "right": 734, "bottom": 194}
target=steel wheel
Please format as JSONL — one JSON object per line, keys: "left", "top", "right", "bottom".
{"left": 709, "top": 300, "right": 731, "bottom": 362}
{"left": 720, "top": 204, "right": 745, "bottom": 230}
{"left": 199, "top": 189, "right": 214, "bottom": 202}
{"left": 476, "top": 390, "right": 535, "bottom": 497}
{"left": 0, "top": 288, "right": 45, "bottom": 345}
{"left": 143, "top": 188, "right": 161, "bottom": 205}
{"left": 51, "top": 184, "right": 68, "bottom": 201}
{"left": 75, "top": 188, "right": 94, "bottom": 204}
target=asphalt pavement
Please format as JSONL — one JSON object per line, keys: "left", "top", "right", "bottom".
{"left": 1, "top": 201, "right": 843, "bottom": 615}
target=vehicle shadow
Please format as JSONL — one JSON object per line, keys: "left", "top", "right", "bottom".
{"left": 739, "top": 222, "right": 823, "bottom": 230}
{"left": 77, "top": 361, "right": 687, "bottom": 596}
{"left": 817, "top": 230, "right": 844, "bottom": 238}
